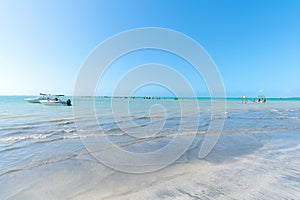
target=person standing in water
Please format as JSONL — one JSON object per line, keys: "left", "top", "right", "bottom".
{"left": 242, "top": 96, "right": 247, "bottom": 104}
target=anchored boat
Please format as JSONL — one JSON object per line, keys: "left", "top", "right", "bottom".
{"left": 25, "top": 94, "right": 72, "bottom": 106}
{"left": 25, "top": 93, "right": 49, "bottom": 103}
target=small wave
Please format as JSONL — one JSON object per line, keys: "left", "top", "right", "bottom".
{"left": 0, "top": 125, "right": 36, "bottom": 131}
{"left": 198, "top": 122, "right": 209, "bottom": 128}
{"left": 61, "top": 129, "right": 76, "bottom": 133}
{"left": 276, "top": 116, "right": 287, "bottom": 119}
{"left": 61, "top": 133, "right": 125, "bottom": 140}
{"left": 166, "top": 116, "right": 181, "bottom": 121}
{"left": 135, "top": 116, "right": 150, "bottom": 120}
{"left": 50, "top": 131, "right": 128, "bottom": 141}
{"left": 135, "top": 115, "right": 165, "bottom": 120}
{"left": 285, "top": 109, "right": 296, "bottom": 112}
{"left": 102, "top": 127, "right": 123, "bottom": 132}
{"left": 0, "top": 153, "right": 81, "bottom": 177}
{"left": 57, "top": 121, "right": 74, "bottom": 125}
{"left": 22, "top": 125, "right": 36, "bottom": 130}
{"left": 0, "top": 146, "right": 22, "bottom": 153}
{"left": 277, "top": 144, "right": 300, "bottom": 154}
{"left": 287, "top": 116, "right": 299, "bottom": 119}
{"left": 249, "top": 117, "right": 276, "bottom": 120}
{"left": 48, "top": 118, "right": 75, "bottom": 123}
{"left": 0, "top": 114, "right": 38, "bottom": 119}
{"left": 223, "top": 126, "right": 300, "bottom": 135}
{"left": 0, "top": 134, "right": 53, "bottom": 142}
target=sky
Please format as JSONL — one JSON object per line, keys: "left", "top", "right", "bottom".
{"left": 0, "top": 0, "right": 299, "bottom": 97}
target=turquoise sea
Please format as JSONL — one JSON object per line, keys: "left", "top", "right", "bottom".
{"left": 0, "top": 96, "right": 300, "bottom": 199}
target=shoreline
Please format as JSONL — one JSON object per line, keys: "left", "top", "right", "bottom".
{"left": 1, "top": 130, "right": 299, "bottom": 199}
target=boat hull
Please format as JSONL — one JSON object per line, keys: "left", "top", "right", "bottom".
{"left": 25, "top": 97, "right": 47, "bottom": 103}
{"left": 39, "top": 100, "right": 67, "bottom": 106}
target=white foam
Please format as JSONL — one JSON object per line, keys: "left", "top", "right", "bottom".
{"left": 0, "top": 134, "right": 53, "bottom": 142}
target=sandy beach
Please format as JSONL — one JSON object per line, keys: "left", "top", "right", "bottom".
{"left": 1, "top": 130, "right": 299, "bottom": 199}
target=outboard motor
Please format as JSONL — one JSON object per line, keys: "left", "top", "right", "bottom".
{"left": 66, "top": 99, "right": 72, "bottom": 106}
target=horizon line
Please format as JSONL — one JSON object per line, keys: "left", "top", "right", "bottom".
{"left": 1, "top": 94, "right": 300, "bottom": 99}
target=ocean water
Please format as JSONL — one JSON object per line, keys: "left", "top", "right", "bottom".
{"left": 0, "top": 96, "right": 300, "bottom": 199}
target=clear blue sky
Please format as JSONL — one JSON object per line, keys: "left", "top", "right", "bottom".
{"left": 0, "top": 0, "right": 299, "bottom": 97}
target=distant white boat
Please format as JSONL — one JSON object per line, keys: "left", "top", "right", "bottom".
{"left": 25, "top": 93, "right": 49, "bottom": 103}
{"left": 39, "top": 99, "right": 71, "bottom": 106}
{"left": 25, "top": 94, "right": 72, "bottom": 106}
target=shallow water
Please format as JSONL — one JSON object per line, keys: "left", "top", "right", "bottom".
{"left": 0, "top": 96, "right": 300, "bottom": 199}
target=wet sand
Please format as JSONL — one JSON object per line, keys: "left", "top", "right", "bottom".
{"left": 1, "top": 130, "right": 299, "bottom": 199}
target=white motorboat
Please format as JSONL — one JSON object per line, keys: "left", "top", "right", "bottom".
{"left": 39, "top": 99, "right": 71, "bottom": 106}
{"left": 39, "top": 95, "right": 72, "bottom": 106}
{"left": 25, "top": 94, "right": 72, "bottom": 106}
{"left": 25, "top": 93, "right": 49, "bottom": 103}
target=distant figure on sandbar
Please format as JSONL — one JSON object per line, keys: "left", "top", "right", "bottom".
{"left": 242, "top": 96, "right": 247, "bottom": 104}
